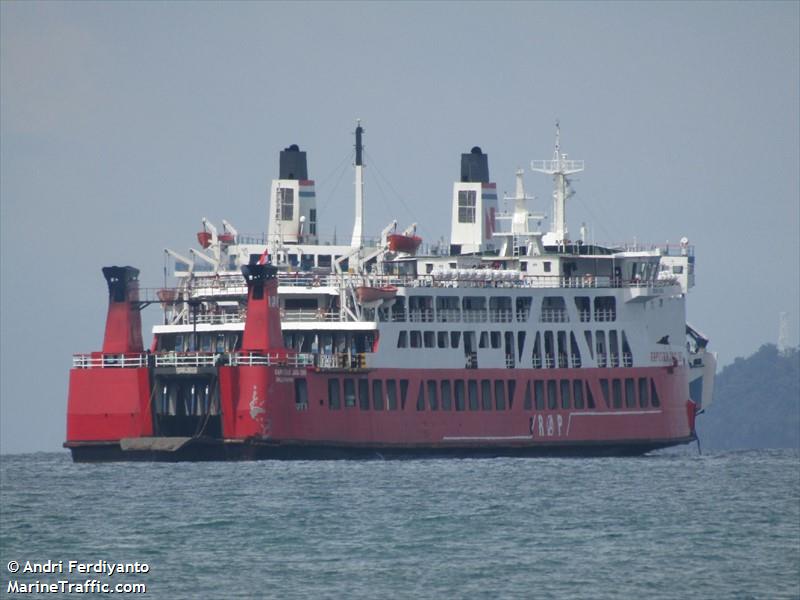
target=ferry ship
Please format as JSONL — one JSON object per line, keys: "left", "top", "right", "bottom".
{"left": 65, "top": 123, "right": 716, "bottom": 461}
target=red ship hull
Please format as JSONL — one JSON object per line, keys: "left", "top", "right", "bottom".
{"left": 66, "top": 361, "right": 695, "bottom": 462}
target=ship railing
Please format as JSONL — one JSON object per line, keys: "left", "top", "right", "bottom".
{"left": 505, "top": 354, "right": 515, "bottom": 369}
{"left": 594, "top": 309, "right": 617, "bottom": 322}
{"left": 609, "top": 353, "right": 620, "bottom": 368}
{"left": 540, "top": 309, "right": 569, "bottom": 323}
{"left": 190, "top": 312, "right": 245, "bottom": 325}
{"left": 72, "top": 353, "right": 148, "bottom": 369}
{"left": 571, "top": 355, "right": 582, "bottom": 368}
{"left": 578, "top": 310, "right": 591, "bottom": 322}
{"left": 532, "top": 356, "right": 542, "bottom": 369}
{"left": 515, "top": 310, "right": 531, "bottom": 323}
{"left": 281, "top": 309, "right": 340, "bottom": 322}
{"left": 544, "top": 356, "right": 555, "bottom": 369}
{"left": 408, "top": 310, "right": 434, "bottom": 323}
{"left": 231, "top": 352, "right": 315, "bottom": 367}
{"left": 154, "top": 352, "right": 219, "bottom": 368}
{"left": 558, "top": 354, "right": 569, "bottom": 368}
{"left": 462, "top": 310, "right": 488, "bottom": 323}
{"left": 436, "top": 309, "right": 461, "bottom": 323}
{"left": 622, "top": 353, "right": 633, "bottom": 367}
{"left": 489, "top": 310, "right": 513, "bottom": 323}
{"left": 597, "top": 353, "right": 607, "bottom": 367}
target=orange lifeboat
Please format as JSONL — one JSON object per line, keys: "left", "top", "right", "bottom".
{"left": 387, "top": 233, "right": 422, "bottom": 253}
{"left": 355, "top": 285, "right": 398, "bottom": 304}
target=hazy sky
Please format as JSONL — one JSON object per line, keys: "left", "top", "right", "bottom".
{"left": 2, "top": 1, "right": 798, "bottom": 453}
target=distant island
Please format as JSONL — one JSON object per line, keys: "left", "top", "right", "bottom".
{"left": 696, "top": 344, "right": 799, "bottom": 450}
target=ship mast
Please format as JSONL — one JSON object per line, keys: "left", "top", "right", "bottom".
{"left": 350, "top": 120, "right": 365, "bottom": 248}
{"left": 531, "top": 122, "right": 584, "bottom": 245}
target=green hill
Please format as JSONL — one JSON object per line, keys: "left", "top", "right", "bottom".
{"left": 696, "top": 344, "right": 799, "bottom": 450}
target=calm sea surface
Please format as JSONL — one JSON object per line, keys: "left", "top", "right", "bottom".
{"left": 1, "top": 450, "right": 798, "bottom": 599}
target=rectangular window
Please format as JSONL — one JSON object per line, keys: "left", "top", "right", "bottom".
{"left": 479, "top": 332, "right": 488, "bottom": 349}
{"left": 490, "top": 331, "right": 501, "bottom": 349}
{"left": 455, "top": 380, "right": 466, "bottom": 411}
{"left": 410, "top": 331, "right": 421, "bottom": 348}
{"left": 450, "top": 331, "right": 461, "bottom": 348}
{"left": 358, "top": 379, "right": 370, "bottom": 410}
{"left": 458, "top": 190, "right": 476, "bottom": 223}
{"left": 372, "top": 379, "right": 384, "bottom": 410}
{"left": 625, "top": 378, "right": 636, "bottom": 408}
{"left": 650, "top": 379, "right": 661, "bottom": 407}
{"left": 309, "top": 209, "right": 317, "bottom": 235}
{"left": 600, "top": 379, "right": 610, "bottom": 408}
{"left": 387, "top": 379, "right": 398, "bottom": 410}
{"left": 638, "top": 377, "right": 649, "bottom": 408}
{"left": 573, "top": 380, "right": 584, "bottom": 409}
{"left": 468, "top": 380, "right": 479, "bottom": 411}
{"left": 560, "top": 379, "right": 571, "bottom": 410}
{"left": 441, "top": 380, "right": 453, "bottom": 410}
{"left": 295, "top": 379, "right": 308, "bottom": 407}
{"left": 427, "top": 380, "right": 439, "bottom": 410}
{"left": 524, "top": 381, "right": 532, "bottom": 410}
{"left": 587, "top": 382, "right": 596, "bottom": 409}
{"left": 437, "top": 331, "right": 448, "bottom": 348}
{"left": 344, "top": 379, "right": 356, "bottom": 408}
{"left": 547, "top": 380, "right": 558, "bottom": 410}
{"left": 424, "top": 331, "right": 435, "bottom": 348}
{"left": 397, "top": 331, "right": 407, "bottom": 348}
{"left": 318, "top": 255, "right": 332, "bottom": 268}
{"left": 328, "top": 378, "right": 340, "bottom": 410}
{"left": 612, "top": 379, "right": 622, "bottom": 409}
{"left": 534, "top": 380, "right": 545, "bottom": 410}
{"left": 400, "top": 379, "right": 409, "bottom": 410}
{"left": 278, "top": 188, "right": 294, "bottom": 221}
{"left": 416, "top": 382, "right": 425, "bottom": 411}
{"left": 543, "top": 261, "right": 552, "bottom": 273}
{"left": 507, "top": 380, "right": 516, "bottom": 410}
{"left": 494, "top": 380, "right": 506, "bottom": 410}
{"left": 481, "top": 380, "right": 492, "bottom": 410}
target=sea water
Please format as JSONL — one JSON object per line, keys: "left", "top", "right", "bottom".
{"left": 1, "top": 450, "right": 798, "bottom": 599}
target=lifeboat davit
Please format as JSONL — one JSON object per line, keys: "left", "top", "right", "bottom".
{"left": 355, "top": 285, "right": 398, "bottom": 304}
{"left": 387, "top": 233, "right": 422, "bottom": 254}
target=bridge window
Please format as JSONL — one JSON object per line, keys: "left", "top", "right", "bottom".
{"left": 400, "top": 379, "right": 409, "bottom": 410}
{"left": 450, "top": 331, "right": 461, "bottom": 348}
{"left": 507, "top": 380, "right": 516, "bottom": 409}
{"left": 416, "top": 382, "right": 425, "bottom": 411}
{"left": 343, "top": 379, "right": 356, "bottom": 408}
{"left": 524, "top": 381, "right": 532, "bottom": 410}
{"left": 410, "top": 331, "right": 421, "bottom": 348}
{"left": 491, "top": 332, "right": 501, "bottom": 349}
{"left": 586, "top": 382, "right": 596, "bottom": 409}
